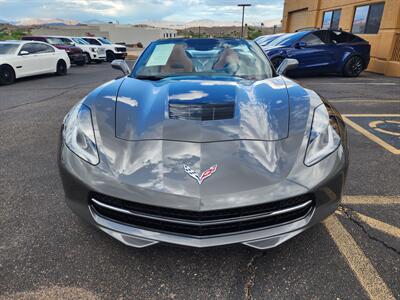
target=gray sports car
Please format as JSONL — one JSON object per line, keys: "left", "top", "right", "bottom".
{"left": 59, "top": 38, "right": 348, "bottom": 249}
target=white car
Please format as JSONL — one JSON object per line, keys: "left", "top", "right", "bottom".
{"left": 81, "top": 37, "right": 127, "bottom": 62}
{"left": 53, "top": 36, "right": 106, "bottom": 64}
{"left": 0, "top": 40, "right": 70, "bottom": 85}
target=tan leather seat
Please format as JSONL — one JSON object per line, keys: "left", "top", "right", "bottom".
{"left": 213, "top": 48, "right": 240, "bottom": 70}
{"left": 161, "top": 44, "right": 193, "bottom": 74}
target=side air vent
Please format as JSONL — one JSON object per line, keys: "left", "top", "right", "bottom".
{"left": 169, "top": 102, "right": 235, "bottom": 121}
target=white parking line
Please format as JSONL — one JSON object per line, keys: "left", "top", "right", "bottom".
{"left": 343, "top": 195, "right": 400, "bottom": 205}
{"left": 324, "top": 215, "right": 396, "bottom": 300}
{"left": 329, "top": 99, "right": 400, "bottom": 103}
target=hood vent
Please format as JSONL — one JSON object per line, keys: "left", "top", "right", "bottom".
{"left": 169, "top": 102, "right": 235, "bottom": 121}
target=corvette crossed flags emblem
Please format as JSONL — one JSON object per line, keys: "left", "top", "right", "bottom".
{"left": 184, "top": 164, "right": 218, "bottom": 185}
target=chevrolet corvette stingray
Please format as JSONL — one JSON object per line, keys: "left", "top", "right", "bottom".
{"left": 59, "top": 38, "right": 348, "bottom": 249}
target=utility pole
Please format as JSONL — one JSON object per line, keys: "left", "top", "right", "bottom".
{"left": 238, "top": 4, "right": 251, "bottom": 38}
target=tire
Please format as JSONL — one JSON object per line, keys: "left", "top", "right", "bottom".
{"left": 56, "top": 60, "right": 67, "bottom": 76}
{"left": 343, "top": 56, "right": 364, "bottom": 77}
{"left": 106, "top": 51, "right": 115, "bottom": 62}
{"left": 84, "top": 53, "right": 91, "bottom": 64}
{"left": 271, "top": 57, "right": 284, "bottom": 69}
{"left": 0, "top": 65, "right": 15, "bottom": 85}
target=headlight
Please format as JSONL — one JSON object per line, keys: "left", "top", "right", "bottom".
{"left": 304, "top": 104, "right": 341, "bottom": 166}
{"left": 90, "top": 47, "right": 96, "bottom": 52}
{"left": 63, "top": 103, "right": 99, "bottom": 165}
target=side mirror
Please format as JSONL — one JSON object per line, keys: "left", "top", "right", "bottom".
{"left": 295, "top": 41, "right": 307, "bottom": 48}
{"left": 111, "top": 59, "right": 130, "bottom": 75}
{"left": 19, "top": 50, "right": 29, "bottom": 56}
{"left": 276, "top": 58, "right": 299, "bottom": 76}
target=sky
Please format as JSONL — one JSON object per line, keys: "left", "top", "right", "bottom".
{"left": 0, "top": 0, "right": 284, "bottom": 26}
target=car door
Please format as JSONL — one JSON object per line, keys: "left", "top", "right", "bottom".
{"left": 16, "top": 43, "right": 41, "bottom": 77}
{"left": 287, "top": 31, "right": 334, "bottom": 73}
{"left": 34, "top": 43, "right": 57, "bottom": 73}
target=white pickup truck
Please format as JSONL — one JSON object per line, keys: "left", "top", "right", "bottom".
{"left": 54, "top": 36, "right": 106, "bottom": 64}
{"left": 81, "top": 37, "right": 127, "bottom": 62}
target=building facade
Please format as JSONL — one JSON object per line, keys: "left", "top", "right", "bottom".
{"left": 32, "top": 24, "right": 177, "bottom": 47}
{"left": 282, "top": 0, "right": 400, "bottom": 77}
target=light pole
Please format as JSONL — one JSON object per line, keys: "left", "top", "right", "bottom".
{"left": 238, "top": 4, "right": 251, "bottom": 38}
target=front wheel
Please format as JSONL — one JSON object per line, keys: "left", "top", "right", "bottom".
{"left": 56, "top": 60, "right": 67, "bottom": 76}
{"left": 0, "top": 65, "right": 15, "bottom": 85}
{"left": 84, "top": 53, "right": 91, "bottom": 64}
{"left": 106, "top": 51, "right": 115, "bottom": 62}
{"left": 343, "top": 56, "right": 364, "bottom": 77}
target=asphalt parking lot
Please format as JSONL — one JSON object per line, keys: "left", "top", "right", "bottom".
{"left": 1, "top": 63, "right": 399, "bottom": 299}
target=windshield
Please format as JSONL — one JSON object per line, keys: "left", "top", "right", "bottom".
{"left": 132, "top": 39, "right": 275, "bottom": 81}
{"left": 98, "top": 37, "right": 112, "bottom": 45}
{"left": 72, "top": 38, "right": 90, "bottom": 45}
{"left": 267, "top": 32, "right": 307, "bottom": 47}
{"left": 58, "top": 38, "right": 74, "bottom": 46}
{"left": 45, "top": 37, "right": 65, "bottom": 45}
{"left": 0, "top": 43, "right": 19, "bottom": 55}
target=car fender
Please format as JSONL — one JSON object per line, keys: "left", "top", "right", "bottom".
{"left": 340, "top": 51, "right": 364, "bottom": 72}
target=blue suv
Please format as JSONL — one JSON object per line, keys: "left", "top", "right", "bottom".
{"left": 259, "top": 29, "right": 371, "bottom": 77}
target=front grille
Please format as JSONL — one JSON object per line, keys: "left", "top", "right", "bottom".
{"left": 169, "top": 102, "right": 235, "bottom": 121}
{"left": 97, "top": 48, "right": 106, "bottom": 54}
{"left": 116, "top": 47, "right": 127, "bottom": 52}
{"left": 89, "top": 192, "right": 314, "bottom": 236}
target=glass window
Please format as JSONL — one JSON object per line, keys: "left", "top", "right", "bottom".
{"left": 132, "top": 39, "right": 275, "bottom": 81}
{"left": 301, "top": 33, "right": 325, "bottom": 46}
{"left": 331, "top": 10, "right": 341, "bottom": 29}
{"left": 322, "top": 9, "right": 341, "bottom": 29}
{"left": 45, "top": 37, "right": 64, "bottom": 45}
{"left": 352, "top": 3, "right": 384, "bottom": 34}
{"left": 20, "top": 43, "right": 38, "bottom": 54}
{"left": 0, "top": 43, "right": 19, "bottom": 54}
{"left": 59, "top": 38, "right": 74, "bottom": 46}
{"left": 365, "top": 3, "right": 384, "bottom": 34}
{"left": 322, "top": 11, "right": 333, "bottom": 29}
{"left": 36, "top": 43, "right": 55, "bottom": 53}
{"left": 83, "top": 38, "right": 102, "bottom": 46}
{"left": 72, "top": 38, "right": 90, "bottom": 45}
{"left": 330, "top": 31, "right": 357, "bottom": 43}
{"left": 98, "top": 37, "right": 112, "bottom": 45}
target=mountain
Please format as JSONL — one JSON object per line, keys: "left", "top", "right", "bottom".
{"left": 141, "top": 18, "right": 280, "bottom": 29}
{"left": 15, "top": 18, "right": 79, "bottom": 26}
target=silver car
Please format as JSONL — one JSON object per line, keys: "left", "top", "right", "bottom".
{"left": 59, "top": 38, "right": 348, "bottom": 249}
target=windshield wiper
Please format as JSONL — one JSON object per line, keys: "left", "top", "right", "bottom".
{"left": 135, "top": 75, "right": 165, "bottom": 81}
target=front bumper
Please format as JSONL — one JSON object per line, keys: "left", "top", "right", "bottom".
{"left": 115, "top": 52, "right": 127, "bottom": 59}
{"left": 68, "top": 53, "right": 86, "bottom": 64}
{"left": 59, "top": 143, "right": 347, "bottom": 249}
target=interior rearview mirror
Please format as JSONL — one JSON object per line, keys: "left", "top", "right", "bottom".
{"left": 276, "top": 58, "right": 299, "bottom": 76}
{"left": 19, "top": 50, "right": 29, "bottom": 56}
{"left": 111, "top": 59, "right": 131, "bottom": 76}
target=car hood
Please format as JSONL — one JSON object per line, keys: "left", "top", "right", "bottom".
{"left": 82, "top": 76, "right": 315, "bottom": 205}
{"left": 54, "top": 45, "right": 82, "bottom": 53}
{"left": 114, "top": 76, "right": 290, "bottom": 142}
{"left": 0, "top": 54, "right": 14, "bottom": 62}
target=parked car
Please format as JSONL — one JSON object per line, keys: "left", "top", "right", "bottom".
{"left": 254, "top": 33, "right": 284, "bottom": 47}
{"left": 0, "top": 40, "right": 70, "bottom": 85}
{"left": 81, "top": 37, "right": 127, "bottom": 62}
{"left": 53, "top": 36, "right": 106, "bottom": 64}
{"left": 59, "top": 38, "right": 348, "bottom": 249}
{"left": 22, "top": 36, "right": 86, "bottom": 66}
{"left": 262, "top": 29, "right": 370, "bottom": 77}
